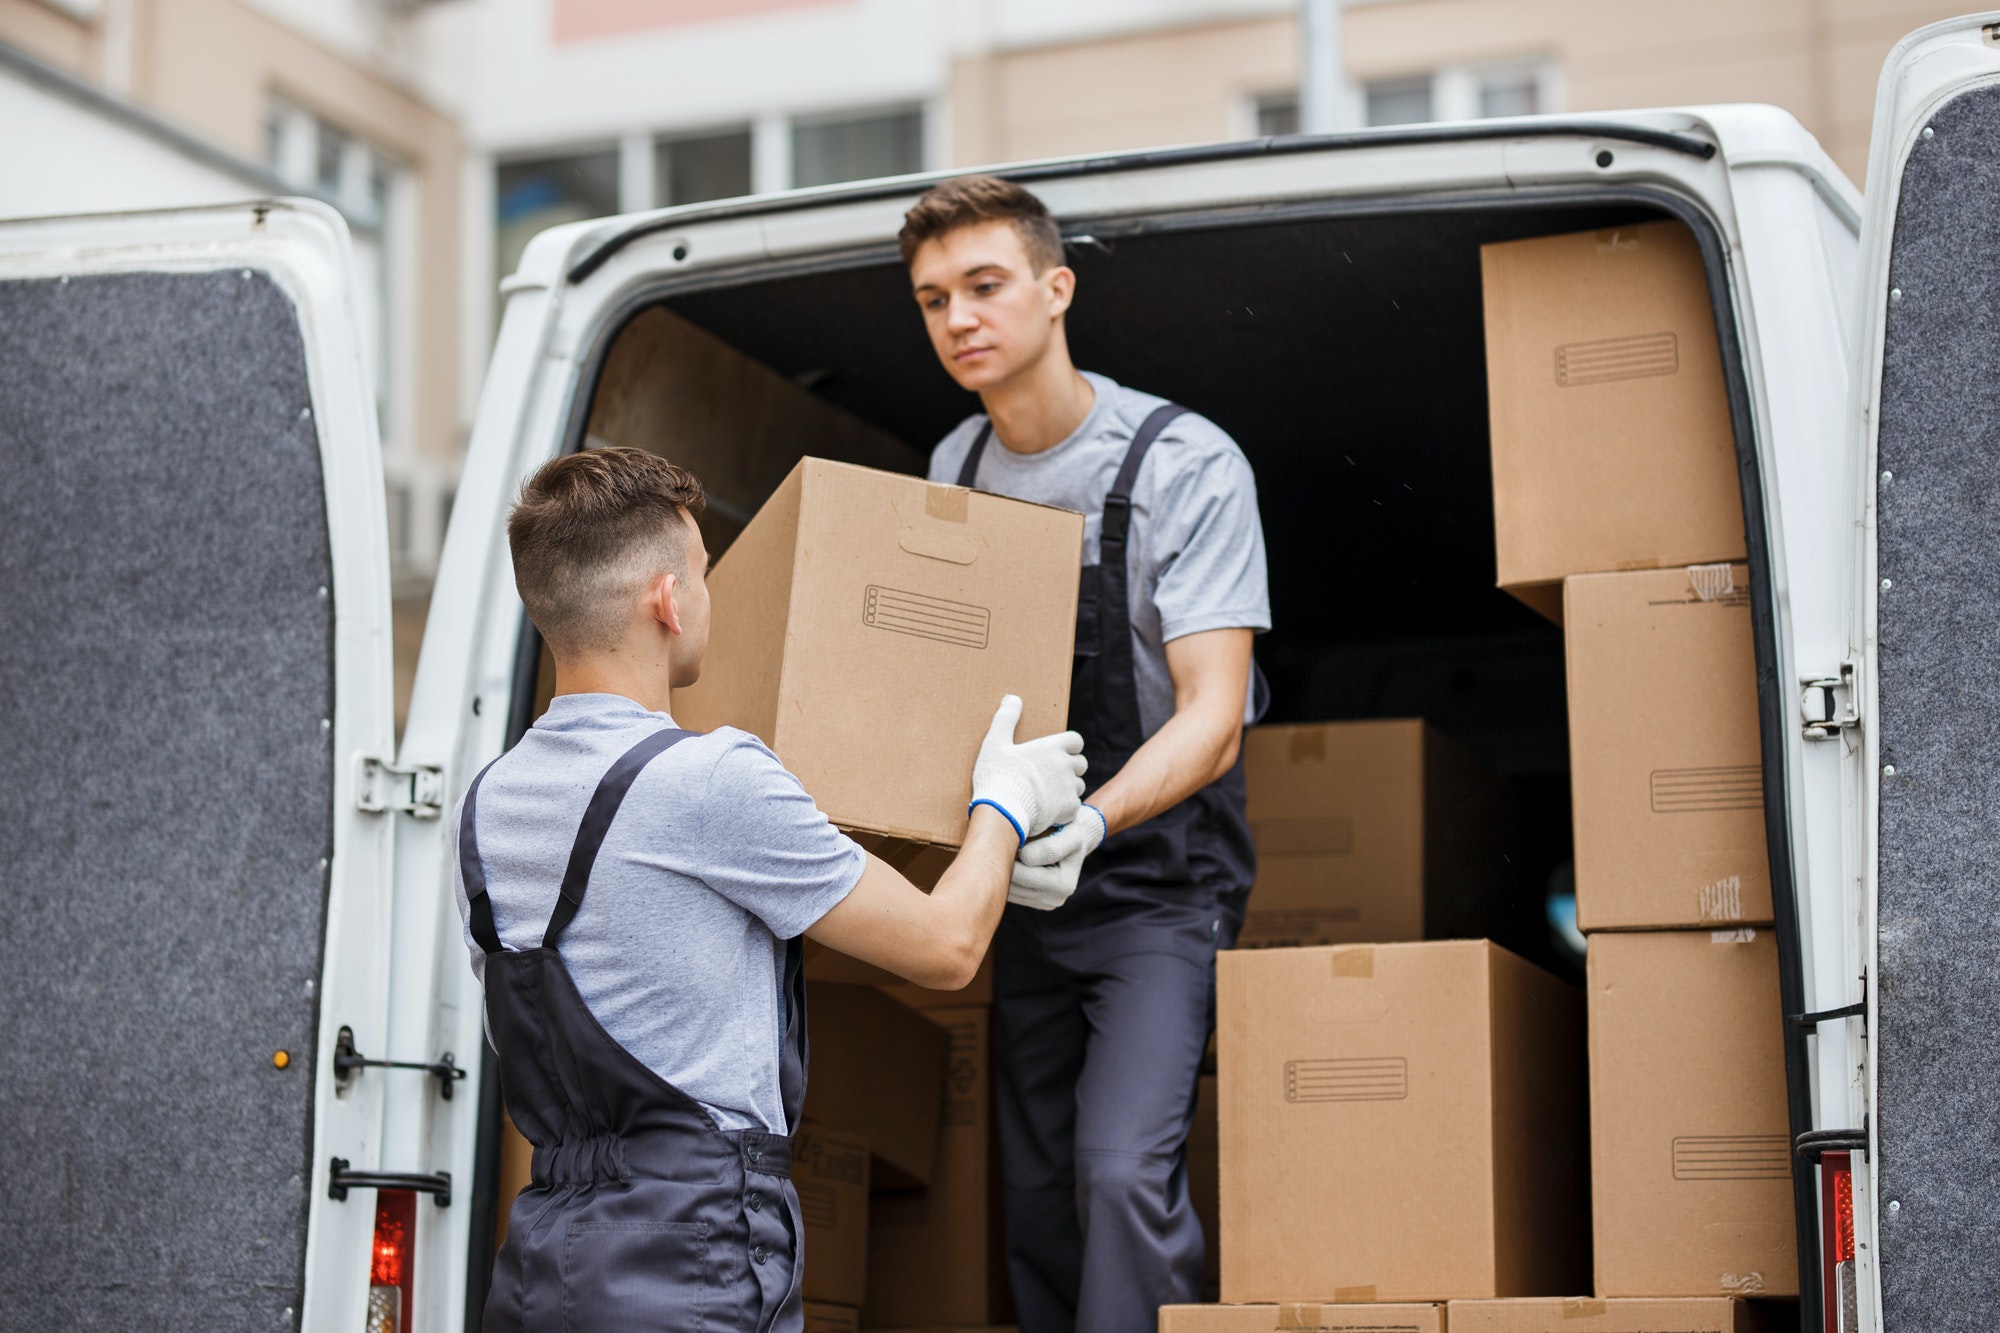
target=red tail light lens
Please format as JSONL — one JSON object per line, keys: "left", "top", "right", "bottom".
{"left": 367, "top": 1189, "right": 417, "bottom": 1333}
{"left": 1820, "top": 1152, "right": 1857, "bottom": 1332}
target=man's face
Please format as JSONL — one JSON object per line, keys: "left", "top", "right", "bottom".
{"left": 667, "top": 511, "right": 711, "bottom": 689}
{"left": 910, "top": 220, "right": 1073, "bottom": 394}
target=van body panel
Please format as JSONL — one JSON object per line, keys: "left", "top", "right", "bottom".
{"left": 1850, "top": 13, "right": 2000, "bottom": 1328}
{"left": 0, "top": 200, "right": 396, "bottom": 1330}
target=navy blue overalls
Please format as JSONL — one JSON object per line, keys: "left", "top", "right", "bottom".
{"left": 957, "top": 405, "right": 1261, "bottom": 1333}
{"left": 464, "top": 729, "right": 808, "bottom": 1333}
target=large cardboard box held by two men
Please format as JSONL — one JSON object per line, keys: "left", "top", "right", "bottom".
{"left": 1482, "top": 220, "right": 1746, "bottom": 622}
{"left": 1240, "top": 720, "right": 1516, "bottom": 947}
{"left": 1217, "top": 941, "right": 1587, "bottom": 1303}
{"left": 674, "top": 457, "right": 1084, "bottom": 851}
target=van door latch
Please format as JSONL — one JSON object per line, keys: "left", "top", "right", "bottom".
{"left": 1801, "top": 662, "right": 1859, "bottom": 740}
{"left": 356, "top": 756, "right": 445, "bottom": 817}
{"left": 333, "top": 1025, "right": 467, "bottom": 1099}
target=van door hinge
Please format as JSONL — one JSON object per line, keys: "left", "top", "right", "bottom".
{"left": 355, "top": 756, "right": 445, "bottom": 818}
{"left": 1801, "top": 662, "right": 1859, "bottom": 740}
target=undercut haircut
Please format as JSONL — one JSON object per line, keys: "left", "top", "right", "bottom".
{"left": 899, "top": 174, "right": 1064, "bottom": 275}
{"left": 508, "top": 446, "right": 706, "bottom": 655}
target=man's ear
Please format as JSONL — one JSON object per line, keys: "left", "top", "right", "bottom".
{"left": 648, "top": 570, "right": 683, "bottom": 637}
{"left": 1045, "top": 264, "right": 1077, "bottom": 319}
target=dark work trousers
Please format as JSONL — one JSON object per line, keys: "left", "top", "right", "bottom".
{"left": 465, "top": 729, "right": 808, "bottom": 1333}
{"left": 960, "top": 407, "right": 1262, "bottom": 1333}
{"left": 993, "top": 910, "right": 1218, "bottom": 1333}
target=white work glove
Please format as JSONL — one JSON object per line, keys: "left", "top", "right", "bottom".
{"left": 969, "top": 694, "right": 1087, "bottom": 845}
{"left": 1007, "top": 803, "right": 1108, "bottom": 911}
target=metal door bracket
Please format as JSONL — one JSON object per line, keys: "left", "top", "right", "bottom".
{"left": 333, "top": 1025, "right": 467, "bottom": 1099}
{"left": 1801, "top": 662, "right": 1860, "bottom": 739}
{"left": 328, "top": 1157, "right": 452, "bottom": 1206}
{"left": 355, "top": 755, "right": 444, "bottom": 817}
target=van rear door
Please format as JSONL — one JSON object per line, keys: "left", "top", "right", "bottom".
{"left": 1848, "top": 13, "right": 2000, "bottom": 1328}
{"left": 0, "top": 200, "right": 400, "bottom": 1329}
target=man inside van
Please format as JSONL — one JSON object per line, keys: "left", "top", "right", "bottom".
{"left": 453, "top": 446, "right": 1089, "bottom": 1333}
{"left": 903, "top": 177, "right": 1270, "bottom": 1333}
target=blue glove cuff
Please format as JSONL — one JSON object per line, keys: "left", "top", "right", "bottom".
{"left": 1082, "top": 802, "right": 1108, "bottom": 842}
{"left": 968, "top": 797, "right": 1027, "bottom": 847}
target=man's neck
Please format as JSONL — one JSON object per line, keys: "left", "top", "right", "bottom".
{"left": 981, "top": 350, "right": 1095, "bottom": 456}
{"left": 553, "top": 657, "right": 676, "bottom": 715}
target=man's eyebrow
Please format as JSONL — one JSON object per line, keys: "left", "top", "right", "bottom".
{"left": 961, "top": 262, "right": 1008, "bottom": 279}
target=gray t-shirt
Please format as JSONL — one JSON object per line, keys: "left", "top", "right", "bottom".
{"left": 451, "top": 693, "right": 864, "bottom": 1134}
{"left": 929, "top": 371, "right": 1270, "bottom": 738}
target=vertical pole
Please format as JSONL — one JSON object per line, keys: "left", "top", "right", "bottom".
{"left": 1299, "top": 0, "right": 1348, "bottom": 134}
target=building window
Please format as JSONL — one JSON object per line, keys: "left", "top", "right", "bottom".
{"left": 1476, "top": 68, "right": 1543, "bottom": 119}
{"left": 791, "top": 108, "right": 922, "bottom": 189}
{"left": 1365, "top": 74, "right": 1435, "bottom": 128}
{"left": 1254, "top": 92, "right": 1301, "bottom": 138}
{"left": 495, "top": 149, "right": 620, "bottom": 286}
{"left": 655, "top": 128, "right": 752, "bottom": 207}
{"left": 1363, "top": 61, "right": 1558, "bottom": 127}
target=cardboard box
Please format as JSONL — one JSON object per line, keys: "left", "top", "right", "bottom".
{"left": 1186, "top": 1074, "right": 1220, "bottom": 1301}
{"left": 1482, "top": 220, "right": 1745, "bottom": 615}
{"left": 1241, "top": 720, "right": 1516, "bottom": 947}
{"left": 794, "top": 1122, "right": 870, "bottom": 1308}
{"left": 1159, "top": 1306, "right": 1443, "bottom": 1332}
{"left": 583, "top": 305, "right": 923, "bottom": 557}
{"left": 673, "top": 457, "right": 1083, "bottom": 850}
{"left": 864, "top": 1006, "right": 1011, "bottom": 1328}
{"left": 802, "top": 1303, "right": 861, "bottom": 1333}
{"left": 1447, "top": 1298, "right": 1792, "bottom": 1332}
{"left": 1565, "top": 566, "right": 1770, "bottom": 931}
{"left": 1217, "top": 941, "right": 1587, "bottom": 1303}
{"left": 803, "top": 982, "right": 949, "bottom": 1190}
{"left": 1588, "top": 931, "right": 1797, "bottom": 1297}
{"left": 803, "top": 939, "right": 996, "bottom": 1010}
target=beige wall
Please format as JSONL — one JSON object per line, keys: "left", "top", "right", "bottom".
{"left": 1, "top": 0, "right": 463, "bottom": 467}
{"left": 951, "top": 14, "right": 1297, "bottom": 167}
{"left": 1346, "top": 0, "right": 1967, "bottom": 179}
{"left": 948, "top": 0, "right": 1971, "bottom": 182}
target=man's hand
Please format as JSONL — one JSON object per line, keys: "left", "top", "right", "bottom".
{"left": 1007, "top": 803, "right": 1106, "bottom": 910}
{"left": 970, "top": 694, "right": 1087, "bottom": 843}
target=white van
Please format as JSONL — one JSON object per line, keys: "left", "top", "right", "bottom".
{"left": 5, "top": 11, "right": 1996, "bottom": 1331}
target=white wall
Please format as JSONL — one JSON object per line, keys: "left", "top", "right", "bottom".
{"left": 0, "top": 67, "right": 272, "bottom": 218}
{"left": 442, "top": 0, "right": 947, "bottom": 154}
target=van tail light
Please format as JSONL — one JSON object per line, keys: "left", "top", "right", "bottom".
{"left": 1820, "top": 1151, "right": 1858, "bottom": 1333}
{"left": 366, "top": 1189, "right": 417, "bottom": 1333}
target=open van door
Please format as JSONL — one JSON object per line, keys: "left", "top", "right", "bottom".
{"left": 0, "top": 201, "right": 404, "bottom": 1329}
{"left": 1850, "top": 13, "right": 2000, "bottom": 1330}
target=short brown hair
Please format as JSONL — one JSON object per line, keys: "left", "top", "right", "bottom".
{"left": 899, "top": 175, "right": 1064, "bottom": 273}
{"left": 508, "top": 446, "right": 707, "bottom": 654}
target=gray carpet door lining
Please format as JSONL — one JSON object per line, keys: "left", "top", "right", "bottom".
{"left": 0, "top": 270, "right": 335, "bottom": 1327}
{"left": 1872, "top": 80, "right": 2000, "bottom": 1330}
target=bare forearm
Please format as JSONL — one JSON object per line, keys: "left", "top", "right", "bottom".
{"left": 1089, "top": 705, "right": 1241, "bottom": 835}
{"left": 804, "top": 806, "right": 1015, "bottom": 990}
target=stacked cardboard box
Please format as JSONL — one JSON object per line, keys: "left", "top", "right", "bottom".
{"left": 1160, "top": 1305, "right": 1443, "bottom": 1332}
{"left": 795, "top": 1122, "right": 871, "bottom": 1310}
{"left": 1447, "top": 1298, "right": 1792, "bottom": 1332}
{"left": 1480, "top": 220, "right": 1796, "bottom": 1310}
{"left": 1216, "top": 941, "right": 1587, "bottom": 1304}
{"left": 1239, "top": 719, "right": 1517, "bottom": 947}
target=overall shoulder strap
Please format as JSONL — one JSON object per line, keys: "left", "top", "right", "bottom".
{"left": 954, "top": 420, "right": 994, "bottom": 490}
{"left": 545, "top": 727, "right": 698, "bottom": 947}
{"left": 460, "top": 754, "right": 509, "bottom": 956}
{"left": 1099, "top": 403, "right": 1187, "bottom": 548}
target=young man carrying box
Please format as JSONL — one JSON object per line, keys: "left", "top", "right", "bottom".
{"left": 902, "top": 177, "right": 1271, "bottom": 1333}
{"left": 454, "top": 447, "right": 1089, "bottom": 1333}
